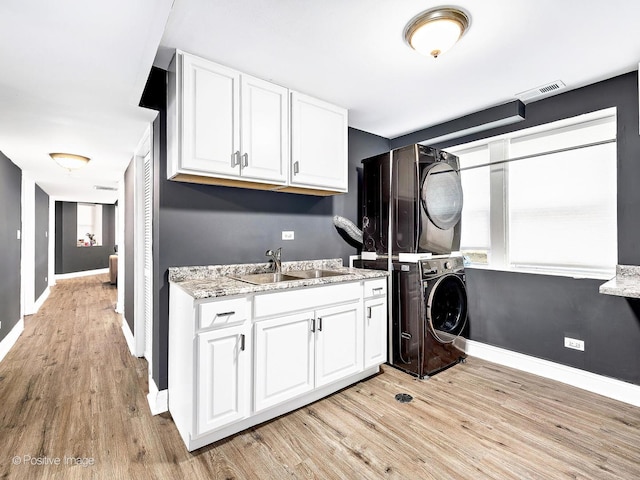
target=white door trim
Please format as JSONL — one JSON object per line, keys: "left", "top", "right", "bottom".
{"left": 133, "top": 126, "right": 152, "bottom": 358}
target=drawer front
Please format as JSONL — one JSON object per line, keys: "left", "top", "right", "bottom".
{"left": 364, "top": 278, "right": 387, "bottom": 298}
{"left": 254, "top": 282, "right": 361, "bottom": 319}
{"left": 198, "top": 297, "right": 249, "bottom": 331}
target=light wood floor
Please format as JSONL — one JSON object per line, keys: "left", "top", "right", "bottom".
{"left": 1, "top": 275, "right": 639, "bottom": 479}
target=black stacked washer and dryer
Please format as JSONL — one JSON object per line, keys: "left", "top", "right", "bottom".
{"left": 357, "top": 144, "right": 468, "bottom": 378}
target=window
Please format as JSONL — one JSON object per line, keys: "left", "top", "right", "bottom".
{"left": 449, "top": 108, "right": 617, "bottom": 278}
{"left": 77, "top": 203, "right": 103, "bottom": 247}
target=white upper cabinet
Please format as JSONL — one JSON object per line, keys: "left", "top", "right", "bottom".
{"left": 178, "top": 53, "right": 241, "bottom": 176}
{"left": 240, "top": 75, "right": 288, "bottom": 183}
{"left": 290, "top": 92, "right": 348, "bottom": 193}
{"left": 168, "top": 50, "right": 348, "bottom": 195}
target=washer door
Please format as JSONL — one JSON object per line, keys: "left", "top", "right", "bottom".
{"left": 426, "top": 274, "right": 467, "bottom": 343}
{"left": 420, "top": 163, "right": 463, "bottom": 231}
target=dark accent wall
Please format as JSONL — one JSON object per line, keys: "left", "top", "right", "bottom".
{"left": 0, "top": 151, "right": 21, "bottom": 343}
{"left": 34, "top": 184, "right": 49, "bottom": 301}
{"left": 141, "top": 67, "right": 391, "bottom": 390}
{"left": 54, "top": 201, "right": 116, "bottom": 274}
{"left": 393, "top": 72, "right": 640, "bottom": 385}
{"left": 124, "top": 160, "right": 135, "bottom": 334}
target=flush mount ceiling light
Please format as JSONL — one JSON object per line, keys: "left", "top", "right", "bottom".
{"left": 49, "top": 152, "right": 91, "bottom": 171}
{"left": 404, "top": 7, "right": 470, "bottom": 58}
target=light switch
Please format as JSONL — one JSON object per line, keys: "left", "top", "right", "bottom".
{"left": 282, "top": 231, "right": 294, "bottom": 240}
{"left": 17, "top": 230, "right": 20, "bottom": 240}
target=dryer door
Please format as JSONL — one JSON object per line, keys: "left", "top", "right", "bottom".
{"left": 420, "top": 163, "right": 463, "bottom": 231}
{"left": 425, "top": 274, "right": 467, "bottom": 344}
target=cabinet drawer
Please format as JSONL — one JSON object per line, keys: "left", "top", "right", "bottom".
{"left": 364, "top": 278, "right": 387, "bottom": 298}
{"left": 198, "top": 297, "right": 249, "bottom": 331}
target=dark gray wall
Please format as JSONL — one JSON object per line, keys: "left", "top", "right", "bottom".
{"left": 124, "top": 160, "right": 135, "bottom": 333}
{"left": 0, "top": 151, "right": 22, "bottom": 343}
{"left": 393, "top": 72, "right": 640, "bottom": 385}
{"left": 34, "top": 184, "right": 49, "bottom": 301}
{"left": 54, "top": 201, "right": 116, "bottom": 274}
{"left": 142, "top": 67, "right": 391, "bottom": 390}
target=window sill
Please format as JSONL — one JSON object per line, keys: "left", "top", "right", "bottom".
{"left": 464, "top": 263, "right": 613, "bottom": 281}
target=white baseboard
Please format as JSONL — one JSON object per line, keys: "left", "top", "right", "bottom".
{"left": 55, "top": 268, "right": 109, "bottom": 280}
{"left": 30, "top": 286, "right": 51, "bottom": 314}
{"left": 465, "top": 339, "right": 640, "bottom": 407}
{"left": 122, "top": 317, "right": 136, "bottom": 356}
{"left": 0, "top": 318, "right": 24, "bottom": 364}
{"left": 147, "top": 376, "right": 168, "bottom": 415}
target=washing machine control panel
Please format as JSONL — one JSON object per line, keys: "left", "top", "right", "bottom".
{"left": 420, "top": 256, "right": 464, "bottom": 278}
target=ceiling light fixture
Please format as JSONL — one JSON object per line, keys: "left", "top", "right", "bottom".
{"left": 50, "top": 153, "right": 91, "bottom": 171}
{"left": 404, "top": 7, "right": 470, "bottom": 58}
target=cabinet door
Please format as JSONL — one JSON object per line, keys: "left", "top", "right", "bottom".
{"left": 315, "top": 301, "right": 363, "bottom": 387}
{"left": 254, "top": 312, "right": 314, "bottom": 412}
{"left": 240, "top": 75, "right": 288, "bottom": 183}
{"left": 290, "top": 92, "right": 348, "bottom": 192}
{"left": 181, "top": 53, "right": 241, "bottom": 175}
{"left": 196, "top": 324, "right": 250, "bottom": 436}
{"left": 364, "top": 297, "right": 388, "bottom": 369}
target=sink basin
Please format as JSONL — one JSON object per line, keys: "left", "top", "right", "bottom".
{"left": 288, "top": 269, "right": 348, "bottom": 279}
{"left": 230, "top": 272, "right": 300, "bottom": 285}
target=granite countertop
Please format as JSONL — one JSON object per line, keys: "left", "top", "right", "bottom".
{"left": 599, "top": 265, "right": 640, "bottom": 299}
{"left": 169, "top": 258, "right": 388, "bottom": 300}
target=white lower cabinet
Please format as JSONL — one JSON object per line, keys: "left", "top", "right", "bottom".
{"left": 254, "top": 300, "right": 363, "bottom": 412}
{"left": 196, "top": 324, "right": 251, "bottom": 435}
{"left": 169, "top": 278, "right": 387, "bottom": 451}
{"left": 315, "top": 302, "right": 363, "bottom": 387}
{"left": 364, "top": 296, "right": 387, "bottom": 369}
{"left": 254, "top": 312, "right": 314, "bottom": 412}
{"left": 364, "top": 278, "right": 388, "bottom": 369}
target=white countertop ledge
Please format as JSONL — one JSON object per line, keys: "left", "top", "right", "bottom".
{"left": 599, "top": 265, "right": 640, "bottom": 298}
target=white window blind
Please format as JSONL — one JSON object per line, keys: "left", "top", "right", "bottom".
{"left": 508, "top": 135, "right": 617, "bottom": 276}
{"left": 448, "top": 109, "right": 617, "bottom": 278}
{"left": 457, "top": 145, "right": 491, "bottom": 263}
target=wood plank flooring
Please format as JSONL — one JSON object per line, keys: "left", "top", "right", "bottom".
{"left": 1, "top": 274, "right": 639, "bottom": 479}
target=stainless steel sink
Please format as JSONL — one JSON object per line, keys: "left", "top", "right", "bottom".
{"left": 288, "top": 269, "right": 347, "bottom": 279}
{"left": 230, "top": 272, "right": 300, "bottom": 285}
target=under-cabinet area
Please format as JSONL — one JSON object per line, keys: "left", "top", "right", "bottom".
{"left": 168, "top": 259, "right": 388, "bottom": 451}
{"left": 166, "top": 50, "right": 348, "bottom": 195}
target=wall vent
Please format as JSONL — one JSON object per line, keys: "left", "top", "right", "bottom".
{"left": 515, "top": 80, "right": 566, "bottom": 103}
{"left": 94, "top": 185, "right": 117, "bottom": 191}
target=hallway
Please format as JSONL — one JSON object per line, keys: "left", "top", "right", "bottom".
{"left": 1, "top": 275, "right": 639, "bottom": 479}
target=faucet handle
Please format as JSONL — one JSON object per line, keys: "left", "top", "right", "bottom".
{"left": 265, "top": 249, "right": 274, "bottom": 257}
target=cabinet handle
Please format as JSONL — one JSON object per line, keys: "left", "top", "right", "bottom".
{"left": 317, "top": 317, "right": 323, "bottom": 332}
{"left": 231, "top": 150, "right": 240, "bottom": 167}
{"left": 215, "top": 311, "right": 235, "bottom": 317}
{"left": 293, "top": 161, "right": 299, "bottom": 175}
{"left": 367, "top": 307, "right": 372, "bottom": 319}
{"left": 372, "top": 287, "right": 384, "bottom": 294}
{"left": 242, "top": 153, "right": 249, "bottom": 167}
{"left": 310, "top": 318, "right": 315, "bottom": 332}
{"left": 240, "top": 334, "right": 245, "bottom": 351}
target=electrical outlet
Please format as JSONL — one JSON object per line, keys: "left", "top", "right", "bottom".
{"left": 282, "top": 231, "right": 294, "bottom": 240}
{"left": 16, "top": 230, "right": 20, "bottom": 240}
{"left": 564, "top": 337, "right": 585, "bottom": 351}
{"left": 0, "top": 321, "right": 2, "bottom": 330}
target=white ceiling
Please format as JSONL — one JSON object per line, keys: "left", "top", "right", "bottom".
{"left": 2, "top": 0, "right": 640, "bottom": 203}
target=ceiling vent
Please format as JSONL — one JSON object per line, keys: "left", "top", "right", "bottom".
{"left": 515, "top": 80, "right": 566, "bottom": 103}
{"left": 94, "top": 185, "right": 118, "bottom": 191}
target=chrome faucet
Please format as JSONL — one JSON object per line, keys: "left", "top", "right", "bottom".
{"left": 266, "top": 247, "right": 282, "bottom": 273}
